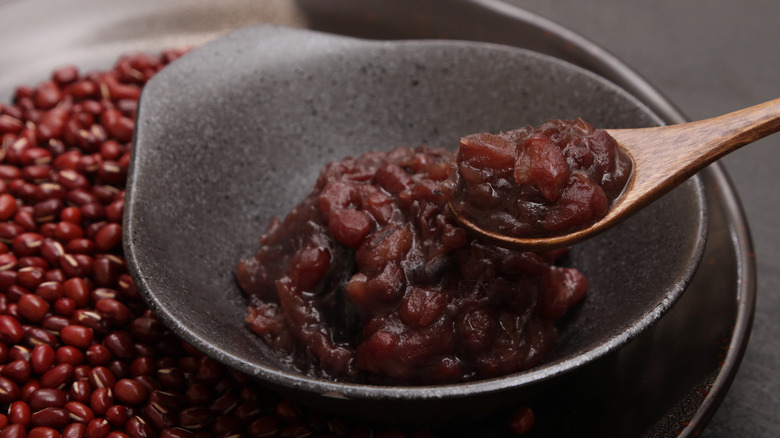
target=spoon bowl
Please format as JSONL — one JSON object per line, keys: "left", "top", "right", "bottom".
{"left": 124, "top": 25, "right": 707, "bottom": 423}
{"left": 455, "top": 98, "right": 780, "bottom": 251}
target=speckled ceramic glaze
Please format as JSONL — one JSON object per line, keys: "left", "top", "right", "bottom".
{"left": 124, "top": 25, "right": 707, "bottom": 423}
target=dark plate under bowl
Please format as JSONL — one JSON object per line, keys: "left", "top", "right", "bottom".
{"left": 124, "top": 25, "right": 707, "bottom": 423}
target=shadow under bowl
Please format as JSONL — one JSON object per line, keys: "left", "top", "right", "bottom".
{"left": 124, "top": 25, "right": 707, "bottom": 423}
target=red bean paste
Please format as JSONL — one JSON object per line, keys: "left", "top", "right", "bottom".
{"left": 444, "top": 119, "right": 632, "bottom": 238}
{"left": 237, "top": 143, "right": 588, "bottom": 384}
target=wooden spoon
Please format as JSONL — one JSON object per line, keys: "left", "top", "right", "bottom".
{"left": 453, "top": 97, "right": 780, "bottom": 251}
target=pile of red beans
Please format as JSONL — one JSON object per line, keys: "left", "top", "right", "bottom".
{"left": 0, "top": 50, "right": 516, "bottom": 438}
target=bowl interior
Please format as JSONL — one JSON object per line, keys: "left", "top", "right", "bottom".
{"left": 125, "top": 25, "right": 707, "bottom": 420}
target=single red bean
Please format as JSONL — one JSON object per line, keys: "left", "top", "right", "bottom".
{"left": 18, "top": 256, "right": 48, "bottom": 271}
{"left": 155, "top": 367, "right": 186, "bottom": 390}
{"left": 141, "top": 401, "right": 175, "bottom": 430}
{"left": 30, "top": 407, "right": 69, "bottom": 429}
{"left": 33, "top": 199, "right": 63, "bottom": 223}
{"left": 41, "top": 315, "right": 70, "bottom": 333}
{"left": 53, "top": 297, "right": 76, "bottom": 316}
{"left": 0, "top": 424, "right": 27, "bottom": 438}
{"left": 30, "top": 344, "right": 56, "bottom": 374}
{"left": 247, "top": 415, "right": 279, "bottom": 438}
{"left": 2, "top": 359, "right": 31, "bottom": 383}
{"left": 105, "top": 198, "right": 124, "bottom": 223}
{"left": 0, "top": 193, "right": 18, "bottom": 220}
{"left": 69, "top": 80, "right": 96, "bottom": 100}
{"left": 63, "top": 278, "right": 90, "bottom": 307}
{"left": 40, "top": 363, "right": 74, "bottom": 388}
{"left": 129, "top": 357, "right": 155, "bottom": 377}
{"left": 114, "top": 378, "right": 148, "bottom": 405}
{"left": 28, "top": 427, "right": 60, "bottom": 438}
{"left": 52, "top": 65, "right": 79, "bottom": 84}
{"left": 86, "top": 344, "right": 111, "bottom": 366}
{"left": 125, "top": 416, "right": 153, "bottom": 438}
{"left": 34, "top": 81, "right": 63, "bottom": 109}
{"left": 86, "top": 417, "right": 111, "bottom": 438}
{"left": 128, "top": 317, "right": 164, "bottom": 344}
{"left": 61, "top": 324, "right": 94, "bottom": 349}
{"left": 56, "top": 346, "right": 86, "bottom": 365}
{"left": 0, "top": 314, "right": 24, "bottom": 343}
{"left": 23, "top": 326, "right": 60, "bottom": 349}
{"left": 69, "top": 380, "right": 92, "bottom": 405}
{"left": 18, "top": 293, "right": 50, "bottom": 323}
{"left": 8, "top": 400, "right": 32, "bottom": 426}
{"left": 95, "top": 298, "right": 131, "bottom": 326}
{"left": 35, "top": 281, "right": 65, "bottom": 303}
{"left": 8, "top": 345, "right": 31, "bottom": 362}
{"left": 65, "top": 238, "right": 96, "bottom": 255}
{"left": 55, "top": 222, "right": 84, "bottom": 241}
{"left": 65, "top": 400, "right": 95, "bottom": 423}
{"left": 29, "top": 388, "right": 67, "bottom": 411}
{"left": 88, "top": 366, "right": 115, "bottom": 389}
{"left": 91, "top": 257, "right": 120, "bottom": 287}
{"left": 90, "top": 387, "right": 113, "bottom": 416}
{"left": 59, "top": 206, "right": 82, "bottom": 224}
{"left": 17, "top": 268, "right": 46, "bottom": 292}
{"left": 103, "top": 331, "right": 134, "bottom": 360}
{"left": 104, "top": 405, "right": 130, "bottom": 427}
{"left": 62, "top": 423, "right": 87, "bottom": 438}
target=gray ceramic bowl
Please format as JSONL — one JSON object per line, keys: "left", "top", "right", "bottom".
{"left": 124, "top": 25, "right": 707, "bottom": 423}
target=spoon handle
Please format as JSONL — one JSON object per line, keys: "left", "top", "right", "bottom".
{"left": 607, "top": 97, "right": 780, "bottom": 204}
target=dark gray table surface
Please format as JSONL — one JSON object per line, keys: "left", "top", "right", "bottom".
{"left": 501, "top": 1, "right": 780, "bottom": 436}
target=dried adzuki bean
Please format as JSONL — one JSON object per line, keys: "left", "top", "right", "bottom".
{"left": 18, "top": 293, "right": 50, "bottom": 322}
{"left": 89, "top": 387, "right": 113, "bottom": 417}
{"left": 8, "top": 400, "right": 32, "bottom": 427}
{"left": 40, "top": 363, "right": 74, "bottom": 389}
{"left": 30, "top": 407, "right": 70, "bottom": 429}
{"left": 29, "top": 388, "right": 67, "bottom": 411}
{"left": 64, "top": 400, "right": 95, "bottom": 423}
{"left": 55, "top": 346, "right": 85, "bottom": 366}
{"left": 69, "top": 380, "right": 91, "bottom": 405}
{"left": 2, "top": 359, "right": 31, "bottom": 383}
{"left": 86, "top": 417, "right": 111, "bottom": 438}
{"left": 62, "top": 423, "right": 86, "bottom": 438}
{"left": 30, "top": 344, "right": 56, "bottom": 374}
{"left": 0, "top": 424, "right": 27, "bottom": 438}
{"left": 60, "top": 325, "right": 94, "bottom": 349}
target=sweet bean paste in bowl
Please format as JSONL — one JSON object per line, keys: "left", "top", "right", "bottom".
{"left": 236, "top": 119, "right": 628, "bottom": 384}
